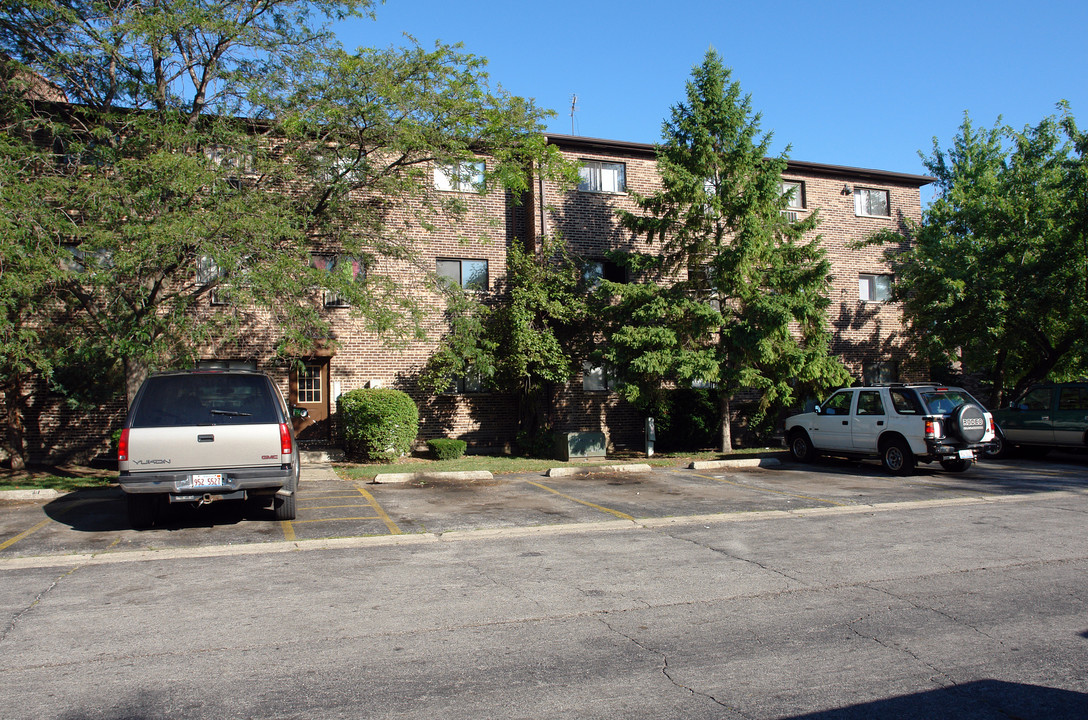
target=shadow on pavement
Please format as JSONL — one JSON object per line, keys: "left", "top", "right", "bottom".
{"left": 42, "top": 490, "right": 275, "bottom": 533}
{"left": 785, "top": 679, "right": 1088, "bottom": 720}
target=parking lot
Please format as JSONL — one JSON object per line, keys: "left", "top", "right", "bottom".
{"left": 2, "top": 453, "right": 1087, "bottom": 562}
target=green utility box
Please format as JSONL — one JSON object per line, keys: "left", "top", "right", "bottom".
{"left": 555, "top": 431, "right": 607, "bottom": 461}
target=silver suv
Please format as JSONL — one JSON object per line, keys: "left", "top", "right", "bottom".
{"left": 784, "top": 384, "right": 995, "bottom": 475}
{"left": 118, "top": 369, "right": 301, "bottom": 528}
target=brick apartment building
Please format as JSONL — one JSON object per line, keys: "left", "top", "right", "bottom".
{"left": 12, "top": 132, "right": 932, "bottom": 463}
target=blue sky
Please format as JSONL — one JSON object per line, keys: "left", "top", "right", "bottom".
{"left": 334, "top": 0, "right": 1086, "bottom": 193}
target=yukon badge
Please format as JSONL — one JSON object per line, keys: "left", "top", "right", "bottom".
{"left": 134, "top": 458, "right": 172, "bottom": 465}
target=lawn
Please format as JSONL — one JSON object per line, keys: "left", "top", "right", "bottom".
{"left": 0, "top": 466, "right": 117, "bottom": 493}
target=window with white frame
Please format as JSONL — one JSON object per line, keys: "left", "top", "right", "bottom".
{"left": 859, "top": 273, "right": 893, "bottom": 303}
{"left": 854, "top": 187, "right": 890, "bottom": 217}
{"left": 197, "top": 256, "right": 231, "bottom": 305}
{"left": 203, "top": 145, "right": 253, "bottom": 173}
{"left": 434, "top": 160, "right": 485, "bottom": 193}
{"left": 312, "top": 253, "right": 366, "bottom": 307}
{"left": 437, "top": 258, "right": 488, "bottom": 291}
{"left": 578, "top": 160, "right": 626, "bottom": 193}
{"left": 582, "top": 361, "right": 614, "bottom": 392}
{"left": 781, "top": 181, "right": 805, "bottom": 209}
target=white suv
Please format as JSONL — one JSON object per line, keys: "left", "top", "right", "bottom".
{"left": 784, "top": 384, "right": 995, "bottom": 475}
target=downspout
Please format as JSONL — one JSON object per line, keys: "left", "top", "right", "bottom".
{"left": 537, "top": 161, "right": 548, "bottom": 253}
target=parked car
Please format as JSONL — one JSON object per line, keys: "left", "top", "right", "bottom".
{"left": 785, "top": 384, "right": 995, "bottom": 475}
{"left": 117, "top": 368, "right": 301, "bottom": 528}
{"left": 988, "top": 382, "right": 1088, "bottom": 458}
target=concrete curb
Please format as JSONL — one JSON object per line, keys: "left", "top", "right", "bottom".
{"left": 0, "top": 488, "right": 64, "bottom": 501}
{"left": 372, "top": 470, "right": 494, "bottom": 484}
{"left": 546, "top": 463, "right": 653, "bottom": 477}
{"left": 689, "top": 457, "right": 783, "bottom": 470}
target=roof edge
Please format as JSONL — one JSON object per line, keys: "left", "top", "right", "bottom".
{"left": 544, "top": 133, "right": 935, "bottom": 187}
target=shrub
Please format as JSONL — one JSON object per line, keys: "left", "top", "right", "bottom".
{"left": 426, "top": 438, "right": 467, "bottom": 460}
{"left": 338, "top": 388, "right": 419, "bottom": 462}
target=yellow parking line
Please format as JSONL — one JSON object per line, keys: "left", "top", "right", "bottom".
{"left": 280, "top": 520, "right": 296, "bottom": 541}
{"left": 525, "top": 481, "right": 636, "bottom": 521}
{"left": 0, "top": 518, "right": 53, "bottom": 552}
{"left": 694, "top": 473, "right": 848, "bottom": 507}
{"left": 304, "top": 504, "right": 374, "bottom": 510}
{"left": 290, "top": 516, "right": 383, "bottom": 524}
{"left": 354, "top": 485, "right": 403, "bottom": 535}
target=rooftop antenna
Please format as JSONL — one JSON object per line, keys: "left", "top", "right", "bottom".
{"left": 570, "top": 94, "right": 577, "bottom": 135}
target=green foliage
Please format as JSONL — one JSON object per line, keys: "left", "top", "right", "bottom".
{"left": 426, "top": 438, "right": 467, "bottom": 460}
{"left": 338, "top": 388, "right": 419, "bottom": 462}
{"left": 649, "top": 388, "right": 720, "bottom": 452}
{"left": 0, "top": 1, "right": 570, "bottom": 465}
{"left": 421, "top": 235, "right": 588, "bottom": 440}
{"left": 867, "top": 103, "right": 1088, "bottom": 406}
{"left": 612, "top": 50, "right": 849, "bottom": 450}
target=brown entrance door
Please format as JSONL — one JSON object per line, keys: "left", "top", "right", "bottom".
{"left": 289, "top": 360, "right": 330, "bottom": 445}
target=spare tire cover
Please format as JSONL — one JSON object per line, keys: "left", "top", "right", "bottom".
{"left": 951, "top": 404, "right": 987, "bottom": 443}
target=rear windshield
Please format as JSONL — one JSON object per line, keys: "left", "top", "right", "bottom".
{"left": 919, "top": 389, "right": 979, "bottom": 415}
{"left": 132, "top": 374, "right": 281, "bottom": 427}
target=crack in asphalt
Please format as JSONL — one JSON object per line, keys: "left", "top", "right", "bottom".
{"left": 597, "top": 616, "right": 752, "bottom": 719}
{"left": 648, "top": 525, "right": 807, "bottom": 587}
{"left": 0, "top": 565, "right": 82, "bottom": 645}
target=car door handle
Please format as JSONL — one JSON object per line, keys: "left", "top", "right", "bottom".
{"left": 877, "top": 421, "right": 884, "bottom": 426}
{"left": 197, "top": 434, "right": 215, "bottom": 442}
{"left": 842, "top": 421, "right": 849, "bottom": 426}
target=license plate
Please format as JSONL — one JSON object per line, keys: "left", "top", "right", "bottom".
{"left": 958, "top": 450, "right": 974, "bottom": 460}
{"left": 191, "top": 473, "right": 225, "bottom": 488}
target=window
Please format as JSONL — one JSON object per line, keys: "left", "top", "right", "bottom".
{"left": 197, "top": 256, "right": 231, "bottom": 305}
{"left": 1016, "top": 387, "right": 1053, "bottom": 412}
{"left": 578, "top": 160, "right": 626, "bottom": 193}
{"left": 781, "top": 181, "right": 805, "bottom": 209}
{"left": 863, "top": 361, "right": 899, "bottom": 385}
{"left": 583, "top": 259, "right": 626, "bottom": 286}
{"left": 820, "top": 391, "right": 853, "bottom": 415}
{"left": 296, "top": 363, "right": 323, "bottom": 404}
{"left": 61, "top": 244, "right": 113, "bottom": 273}
{"left": 204, "top": 145, "right": 252, "bottom": 173}
{"left": 1058, "top": 386, "right": 1088, "bottom": 411}
{"left": 856, "top": 390, "right": 885, "bottom": 416}
{"left": 434, "top": 161, "right": 485, "bottom": 193}
{"left": 437, "top": 259, "right": 488, "bottom": 291}
{"left": 854, "top": 187, "right": 890, "bottom": 217}
{"left": 582, "top": 361, "right": 614, "bottom": 392}
{"left": 312, "top": 253, "right": 366, "bottom": 307}
{"left": 859, "top": 273, "right": 893, "bottom": 303}
{"left": 890, "top": 389, "right": 922, "bottom": 415}
{"left": 446, "top": 369, "right": 486, "bottom": 394}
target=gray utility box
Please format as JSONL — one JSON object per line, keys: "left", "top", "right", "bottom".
{"left": 555, "top": 431, "right": 607, "bottom": 461}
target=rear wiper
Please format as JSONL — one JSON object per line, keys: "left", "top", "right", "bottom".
{"left": 210, "top": 409, "right": 252, "bottom": 417}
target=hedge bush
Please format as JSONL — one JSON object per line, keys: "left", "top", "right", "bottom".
{"left": 338, "top": 388, "right": 419, "bottom": 462}
{"left": 426, "top": 438, "right": 467, "bottom": 460}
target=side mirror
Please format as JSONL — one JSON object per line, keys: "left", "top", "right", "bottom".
{"left": 813, "top": 405, "right": 822, "bottom": 415}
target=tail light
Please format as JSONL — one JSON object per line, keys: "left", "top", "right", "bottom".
{"left": 117, "top": 428, "right": 129, "bottom": 462}
{"left": 924, "top": 419, "right": 939, "bottom": 439}
{"left": 280, "top": 422, "right": 293, "bottom": 456}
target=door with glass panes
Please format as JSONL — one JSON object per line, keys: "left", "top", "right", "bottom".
{"left": 289, "top": 360, "right": 330, "bottom": 444}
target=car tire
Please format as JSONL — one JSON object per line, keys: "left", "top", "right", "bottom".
{"left": 127, "top": 494, "right": 158, "bottom": 529}
{"left": 881, "top": 438, "right": 916, "bottom": 476}
{"left": 983, "top": 428, "right": 1014, "bottom": 459}
{"left": 273, "top": 493, "right": 297, "bottom": 521}
{"left": 788, "top": 430, "right": 818, "bottom": 463}
{"left": 939, "top": 458, "right": 973, "bottom": 472}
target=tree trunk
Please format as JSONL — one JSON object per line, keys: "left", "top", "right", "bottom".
{"left": 124, "top": 357, "right": 148, "bottom": 410}
{"left": 3, "top": 376, "right": 27, "bottom": 470}
{"left": 719, "top": 390, "right": 733, "bottom": 453}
